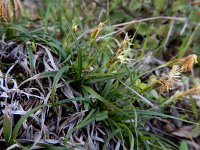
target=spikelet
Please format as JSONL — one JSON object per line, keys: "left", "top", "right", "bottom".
{"left": 0, "top": 0, "right": 11, "bottom": 22}
{"left": 163, "top": 85, "right": 200, "bottom": 105}
{"left": 158, "top": 65, "right": 181, "bottom": 94}
{"left": 0, "top": 0, "right": 23, "bottom": 22}
{"left": 72, "top": 20, "right": 78, "bottom": 32}
{"left": 173, "top": 54, "right": 198, "bottom": 72}
{"left": 90, "top": 21, "right": 107, "bottom": 39}
{"left": 176, "top": 85, "right": 200, "bottom": 99}
{"left": 108, "top": 34, "right": 131, "bottom": 65}
{"left": 116, "top": 51, "right": 131, "bottom": 64}
{"left": 116, "top": 34, "right": 130, "bottom": 55}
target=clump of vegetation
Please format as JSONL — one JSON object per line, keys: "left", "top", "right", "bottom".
{"left": 0, "top": 0, "right": 200, "bottom": 149}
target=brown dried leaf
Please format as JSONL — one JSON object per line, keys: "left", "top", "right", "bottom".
{"left": 172, "top": 125, "right": 200, "bottom": 138}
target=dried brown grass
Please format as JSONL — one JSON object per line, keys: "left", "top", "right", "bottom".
{"left": 0, "top": 0, "right": 11, "bottom": 22}
{"left": 0, "top": 0, "right": 23, "bottom": 22}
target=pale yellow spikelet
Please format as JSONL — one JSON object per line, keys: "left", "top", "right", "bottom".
{"left": 72, "top": 20, "right": 78, "bottom": 32}
{"left": 116, "top": 51, "right": 131, "bottom": 64}
{"left": 168, "top": 65, "right": 181, "bottom": 79}
{"left": 116, "top": 33, "right": 130, "bottom": 55}
{"left": 108, "top": 34, "right": 132, "bottom": 65}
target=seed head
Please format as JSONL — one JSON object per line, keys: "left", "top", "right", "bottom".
{"left": 158, "top": 65, "right": 181, "bottom": 94}
{"left": 173, "top": 54, "right": 198, "bottom": 72}
{"left": 90, "top": 21, "right": 107, "bottom": 39}
{"left": 0, "top": 0, "right": 11, "bottom": 22}
{"left": 107, "top": 34, "right": 132, "bottom": 65}
{"left": 175, "top": 85, "right": 200, "bottom": 100}
{"left": 72, "top": 20, "right": 78, "bottom": 32}
{"left": 116, "top": 34, "right": 130, "bottom": 55}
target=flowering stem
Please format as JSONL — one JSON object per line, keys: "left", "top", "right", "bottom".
{"left": 120, "top": 81, "right": 157, "bottom": 108}
{"left": 142, "top": 82, "right": 160, "bottom": 93}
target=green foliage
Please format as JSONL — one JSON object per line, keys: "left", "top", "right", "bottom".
{"left": 3, "top": 113, "right": 12, "bottom": 146}
{"left": 179, "top": 141, "right": 189, "bottom": 150}
{"left": 153, "top": 0, "right": 167, "bottom": 12}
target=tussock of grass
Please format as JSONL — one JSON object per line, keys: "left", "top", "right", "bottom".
{"left": 0, "top": 1, "right": 200, "bottom": 149}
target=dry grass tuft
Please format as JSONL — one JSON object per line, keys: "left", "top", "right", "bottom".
{"left": 0, "top": 0, "right": 23, "bottom": 22}
{"left": 0, "top": 0, "right": 11, "bottom": 22}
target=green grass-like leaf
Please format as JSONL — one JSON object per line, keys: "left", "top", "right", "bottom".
{"left": 3, "top": 113, "right": 12, "bottom": 146}
{"left": 26, "top": 42, "right": 34, "bottom": 75}
{"left": 50, "top": 66, "right": 69, "bottom": 109}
